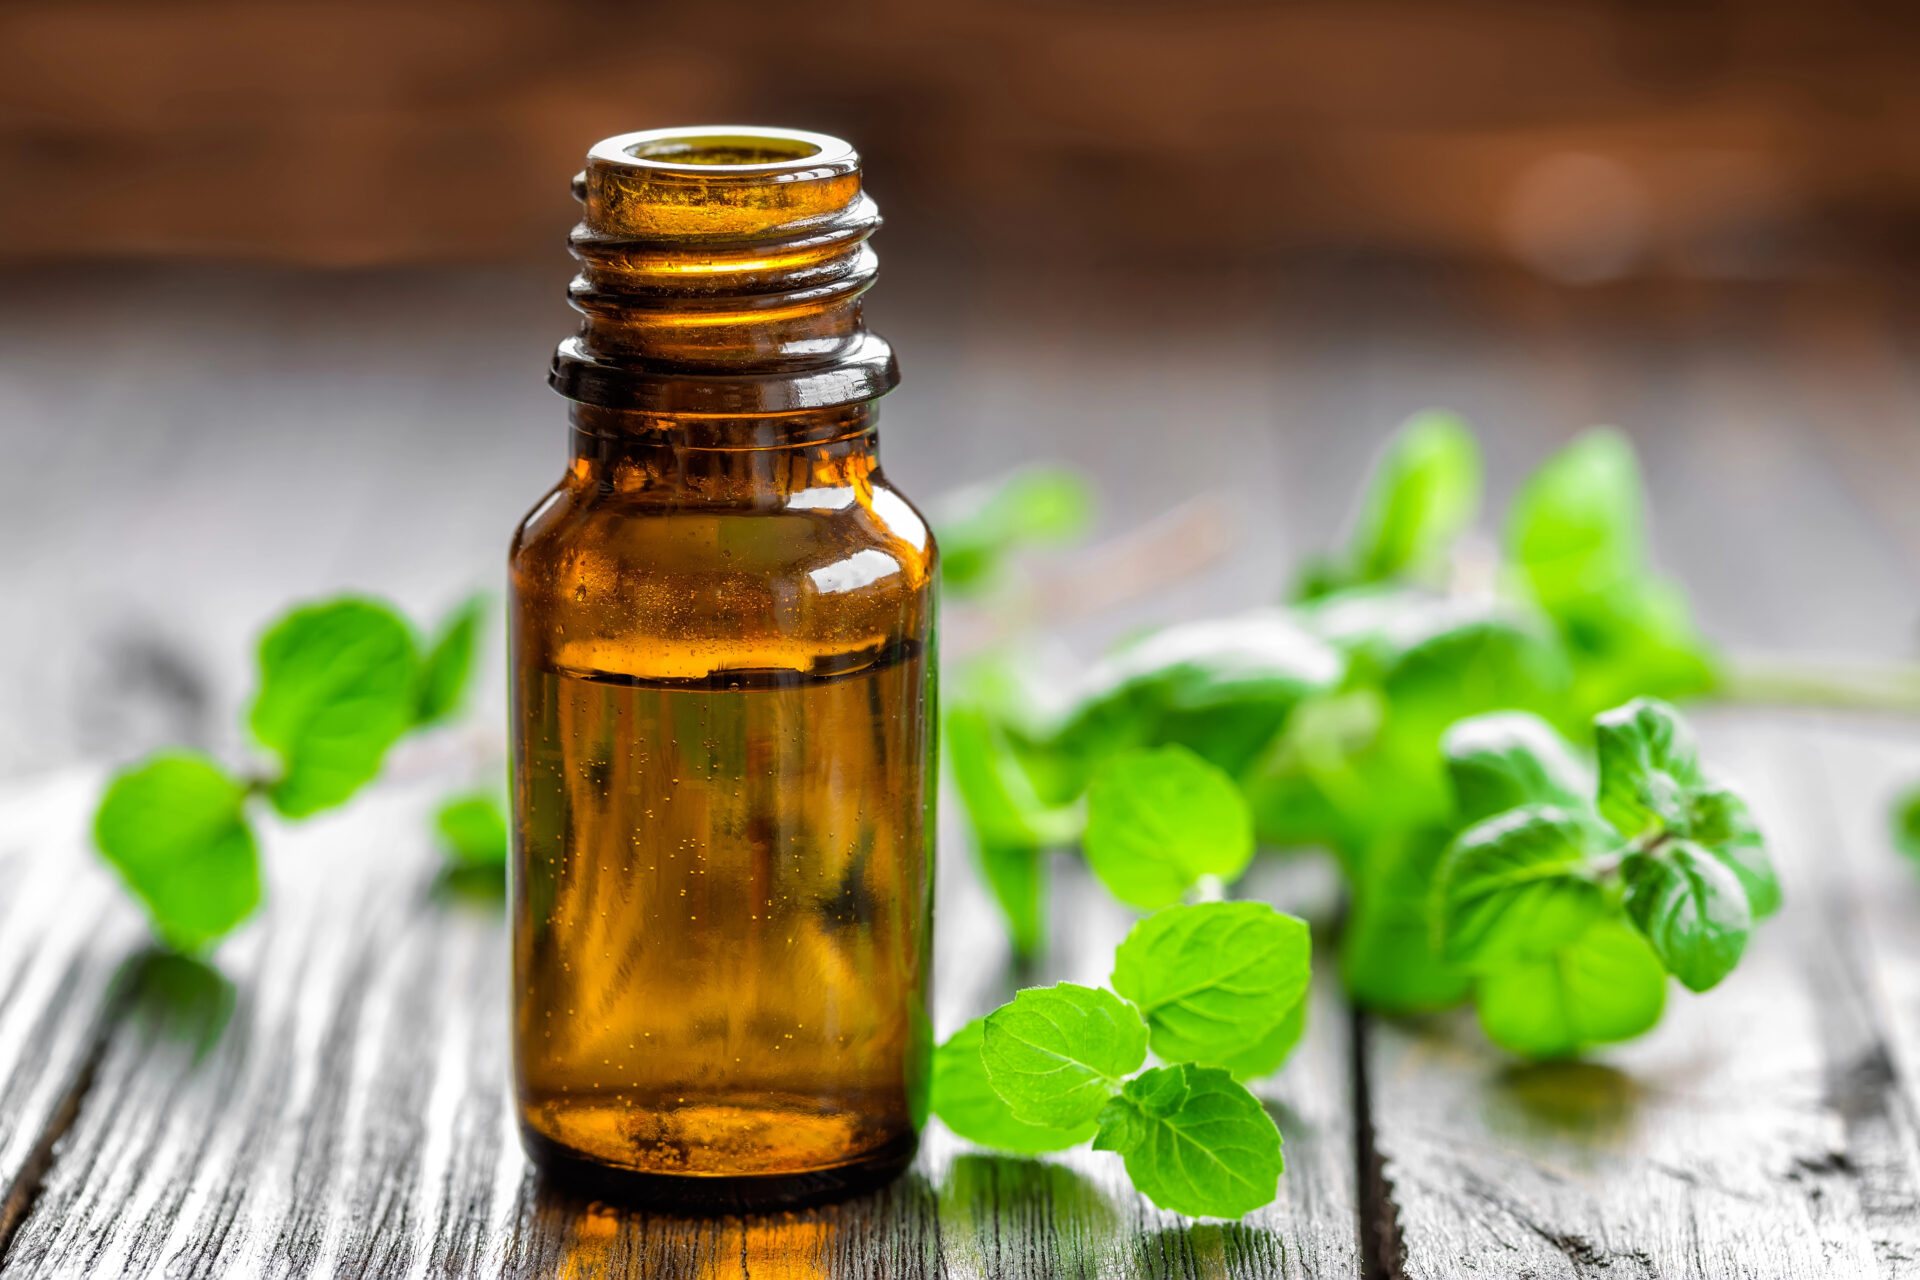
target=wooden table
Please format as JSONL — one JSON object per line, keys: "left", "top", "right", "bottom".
{"left": 3, "top": 260, "right": 1920, "bottom": 1277}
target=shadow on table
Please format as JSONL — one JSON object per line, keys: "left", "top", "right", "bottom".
{"left": 1494, "top": 1059, "right": 1645, "bottom": 1143}
{"left": 114, "top": 946, "right": 235, "bottom": 1065}
{"left": 429, "top": 861, "right": 507, "bottom": 907}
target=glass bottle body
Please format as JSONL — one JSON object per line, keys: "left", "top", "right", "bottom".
{"left": 509, "top": 405, "right": 936, "bottom": 1208}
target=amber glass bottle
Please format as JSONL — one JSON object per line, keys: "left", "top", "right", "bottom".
{"left": 508, "top": 127, "right": 936, "bottom": 1210}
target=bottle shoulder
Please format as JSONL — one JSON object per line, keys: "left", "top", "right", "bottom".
{"left": 510, "top": 471, "right": 936, "bottom": 682}
{"left": 512, "top": 473, "right": 935, "bottom": 583}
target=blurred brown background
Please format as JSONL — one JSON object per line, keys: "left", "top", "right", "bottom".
{"left": 6, "top": 0, "right": 1920, "bottom": 277}
{"left": 4, "top": 0, "right": 1920, "bottom": 780}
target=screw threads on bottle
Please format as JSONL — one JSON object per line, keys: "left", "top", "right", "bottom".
{"left": 551, "top": 127, "right": 898, "bottom": 415}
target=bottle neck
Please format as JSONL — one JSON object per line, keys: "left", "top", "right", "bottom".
{"left": 567, "top": 403, "right": 881, "bottom": 506}
{"left": 551, "top": 127, "right": 898, "bottom": 417}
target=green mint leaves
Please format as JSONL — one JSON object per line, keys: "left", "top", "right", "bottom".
{"left": 93, "top": 593, "right": 488, "bottom": 953}
{"left": 945, "top": 704, "right": 1082, "bottom": 958}
{"left": 1621, "top": 841, "right": 1752, "bottom": 992}
{"left": 980, "top": 984, "right": 1148, "bottom": 1127}
{"left": 1893, "top": 786, "right": 1920, "bottom": 863}
{"left": 1442, "top": 711, "right": 1590, "bottom": 826}
{"left": 251, "top": 599, "right": 421, "bottom": 818}
{"left": 1294, "top": 409, "right": 1480, "bottom": 600}
{"left": 1472, "top": 918, "right": 1667, "bottom": 1059}
{"left": 933, "top": 901, "right": 1300, "bottom": 1219}
{"left": 1094, "top": 1064, "right": 1286, "bottom": 1220}
{"left": 1083, "top": 746, "right": 1254, "bottom": 909}
{"left": 1435, "top": 807, "right": 1608, "bottom": 968}
{"left": 931, "top": 1019, "right": 1098, "bottom": 1153}
{"left": 435, "top": 791, "right": 510, "bottom": 867}
{"left": 94, "top": 752, "right": 262, "bottom": 953}
{"left": 415, "top": 592, "right": 487, "bottom": 727}
{"left": 1507, "top": 430, "right": 1719, "bottom": 719}
{"left": 1429, "top": 697, "right": 1780, "bottom": 1055}
{"left": 1109, "top": 902, "right": 1310, "bottom": 1076}
{"left": 938, "top": 465, "right": 1094, "bottom": 595}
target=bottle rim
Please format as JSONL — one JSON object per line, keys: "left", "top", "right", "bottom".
{"left": 589, "top": 126, "right": 859, "bottom": 180}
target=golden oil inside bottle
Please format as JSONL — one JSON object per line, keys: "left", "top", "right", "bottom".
{"left": 515, "top": 646, "right": 931, "bottom": 1178}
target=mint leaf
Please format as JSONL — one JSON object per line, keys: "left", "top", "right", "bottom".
{"left": 1896, "top": 786, "right": 1920, "bottom": 862}
{"left": 1691, "top": 786, "right": 1780, "bottom": 919}
{"left": 1442, "top": 711, "right": 1590, "bottom": 826}
{"left": 931, "top": 1019, "right": 1096, "bottom": 1152}
{"left": 1473, "top": 918, "right": 1667, "bottom": 1059}
{"left": 1435, "top": 806, "right": 1609, "bottom": 969}
{"left": 946, "top": 706, "right": 1080, "bottom": 955}
{"left": 1508, "top": 429, "right": 1647, "bottom": 617}
{"left": 435, "top": 792, "right": 509, "bottom": 866}
{"left": 1210, "top": 998, "right": 1308, "bottom": 1082}
{"left": 937, "top": 465, "right": 1093, "bottom": 593}
{"left": 415, "top": 592, "right": 486, "bottom": 726}
{"left": 1294, "top": 411, "right": 1480, "bottom": 599}
{"left": 1082, "top": 745, "right": 1255, "bottom": 909}
{"left": 1375, "top": 605, "right": 1572, "bottom": 740}
{"left": 1622, "top": 841, "right": 1753, "bottom": 992}
{"left": 1349, "top": 410, "right": 1482, "bottom": 585}
{"left": 1594, "top": 696, "right": 1702, "bottom": 841}
{"left": 1109, "top": 901, "right": 1310, "bottom": 1071}
{"left": 94, "top": 752, "right": 261, "bottom": 953}
{"left": 980, "top": 983, "right": 1148, "bottom": 1128}
{"left": 1053, "top": 613, "right": 1342, "bottom": 781}
{"left": 1251, "top": 596, "right": 1574, "bottom": 856}
{"left": 250, "top": 598, "right": 419, "bottom": 818}
{"left": 1593, "top": 697, "right": 1781, "bottom": 927}
{"left": 1506, "top": 431, "right": 1718, "bottom": 717}
{"left": 1092, "top": 1064, "right": 1283, "bottom": 1218}
{"left": 1341, "top": 826, "right": 1472, "bottom": 1012}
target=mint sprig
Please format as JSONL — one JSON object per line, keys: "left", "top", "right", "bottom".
{"left": 941, "top": 418, "right": 1798, "bottom": 1067}
{"left": 1430, "top": 697, "right": 1779, "bottom": 1055}
{"left": 932, "top": 900, "right": 1303, "bottom": 1219}
{"left": 94, "top": 593, "right": 488, "bottom": 953}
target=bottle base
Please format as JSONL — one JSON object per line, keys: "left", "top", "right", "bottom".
{"left": 520, "top": 1123, "right": 920, "bottom": 1214}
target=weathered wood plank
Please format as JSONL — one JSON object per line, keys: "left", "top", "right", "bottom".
{"left": 0, "top": 772, "right": 143, "bottom": 1252}
{"left": 1363, "top": 718, "right": 1915, "bottom": 1278}
{"left": 0, "top": 777, "right": 521, "bottom": 1279}
{"left": 0, "top": 770, "right": 1358, "bottom": 1278}
{"left": 1802, "top": 723, "right": 1920, "bottom": 1273}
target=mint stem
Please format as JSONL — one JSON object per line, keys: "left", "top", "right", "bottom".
{"left": 1714, "top": 654, "right": 1920, "bottom": 716}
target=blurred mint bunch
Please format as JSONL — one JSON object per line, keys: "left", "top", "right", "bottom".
{"left": 94, "top": 594, "right": 504, "bottom": 952}
{"left": 937, "top": 413, "right": 1808, "bottom": 1062}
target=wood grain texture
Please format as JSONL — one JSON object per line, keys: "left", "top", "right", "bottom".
{"left": 0, "top": 772, "right": 142, "bottom": 1250}
{"left": 0, "top": 779, "right": 1359, "bottom": 1278}
{"left": 1801, "top": 724, "right": 1920, "bottom": 1274}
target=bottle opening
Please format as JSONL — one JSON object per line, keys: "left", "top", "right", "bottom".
{"left": 595, "top": 126, "right": 857, "bottom": 178}
{"left": 627, "top": 135, "right": 823, "bottom": 166}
